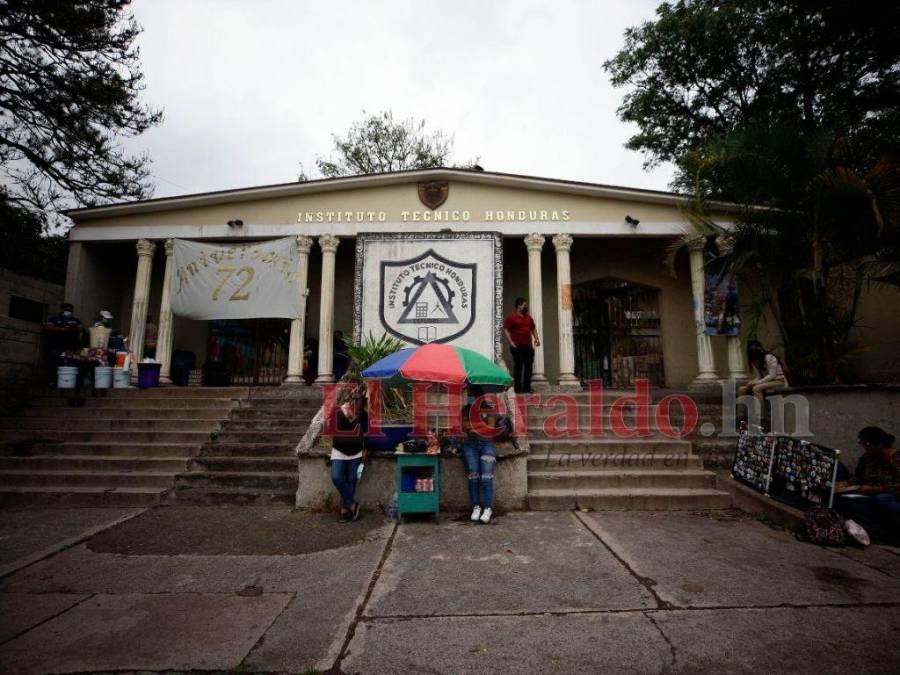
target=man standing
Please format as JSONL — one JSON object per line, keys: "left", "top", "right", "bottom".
{"left": 503, "top": 297, "right": 540, "bottom": 393}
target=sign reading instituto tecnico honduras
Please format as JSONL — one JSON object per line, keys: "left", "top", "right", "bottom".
{"left": 171, "top": 237, "right": 304, "bottom": 320}
{"left": 354, "top": 232, "right": 503, "bottom": 359}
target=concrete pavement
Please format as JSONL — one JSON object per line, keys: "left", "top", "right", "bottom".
{"left": 0, "top": 506, "right": 899, "bottom": 673}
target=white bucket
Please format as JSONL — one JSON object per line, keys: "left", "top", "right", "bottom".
{"left": 94, "top": 366, "right": 113, "bottom": 389}
{"left": 113, "top": 368, "right": 131, "bottom": 389}
{"left": 57, "top": 366, "right": 78, "bottom": 389}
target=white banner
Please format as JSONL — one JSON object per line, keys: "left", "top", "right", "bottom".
{"left": 171, "top": 238, "right": 303, "bottom": 320}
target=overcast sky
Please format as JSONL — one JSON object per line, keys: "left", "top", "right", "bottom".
{"left": 126, "top": 0, "right": 674, "bottom": 199}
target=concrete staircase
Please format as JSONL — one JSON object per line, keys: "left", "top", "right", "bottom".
{"left": 0, "top": 387, "right": 248, "bottom": 506}
{"left": 168, "top": 387, "right": 321, "bottom": 505}
{"left": 524, "top": 390, "right": 732, "bottom": 510}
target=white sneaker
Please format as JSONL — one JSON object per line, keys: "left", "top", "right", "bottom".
{"left": 844, "top": 519, "right": 871, "bottom": 547}
{"left": 470, "top": 506, "right": 482, "bottom": 522}
{"left": 479, "top": 507, "right": 493, "bottom": 524}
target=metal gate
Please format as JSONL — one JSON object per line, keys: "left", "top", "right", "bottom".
{"left": 207, "top": 319, "right": 289, "bottom": 385}
{"left": 572, "top": 278, "right": 665, "bottom": 387}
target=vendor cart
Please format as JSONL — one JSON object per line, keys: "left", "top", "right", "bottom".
{"left": 395, "top": 452, "right": 440, "bottom": 522}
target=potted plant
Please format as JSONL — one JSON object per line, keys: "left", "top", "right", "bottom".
{"left": 338, "top": 331, "right": 412, "bottom": 451}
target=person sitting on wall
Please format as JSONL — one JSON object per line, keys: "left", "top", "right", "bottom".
{"left": 738, "top": 340, "right": 788, "bottom": 417}
{"left": 834, "top": 426, "right": 900, "bottom": 543}
{"left": 330, "top": 395, "right": 368, "bottom": 522}
{"left": 44, "top": 302, "right": 83, "bottom": 383}
{"left": 459, "top": 402, "right": 499, "bottom": 524}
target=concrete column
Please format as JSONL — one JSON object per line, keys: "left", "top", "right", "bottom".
{"left": 284, "top": 235, "right": 314, "bottom": 384}
{"left": 688, "top": 237, "right": 719, "bottom": 387}
{"left": 128, "top": 239, "right": 156, "bottom": 378}
{"left": 157, "top": 239, "right": 176, "bottom": 385}
{"left": 552, "top": 233, "right": 581, "bottom": 389}
{"left": 727, "top": 335, "right": 748, "bottom": 381}
{"left": 314, "top": 234, "right": 340, "bottom": 385}
{"left": 524, "top": 233, "right": 548, "bottom": 389}
{"left": 63, "top": 241, "right": 85, "bottom": 313}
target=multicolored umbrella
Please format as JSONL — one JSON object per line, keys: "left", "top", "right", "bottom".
{"left": 361, "top": 343, "right": 512, "bottom": 390}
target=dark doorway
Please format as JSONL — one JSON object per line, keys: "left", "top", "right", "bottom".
{"left": 207, "top": 319, "right": 290, "bottom": 385}
{"left": 573, "top": 278, "right": 665, "bottom": 387}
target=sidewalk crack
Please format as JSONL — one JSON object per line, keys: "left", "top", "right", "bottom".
{"left": 572, "top": 510, "right": 675, "bottom": 610}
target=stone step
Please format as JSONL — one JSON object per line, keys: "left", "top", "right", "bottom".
{"left": 527, "top": 452, "right": 703, "bottom": 471}
{"left": 174, "top": 471, "right": 296, "bottom": 490}
{"left": 167, "top": 485, "right": 295, "bottom": 505}
{"left": 90, "top": 387, "right": 249, "bottom": 399}
{"left": 30, "top": 442, "right": 198, "bottom": 458}
{"left": 527, "top": 469, "right": 716, "bottom": 490}
{"left": 235, "top": 400, "right": 322, "bottom": 410}
{"left": 221, "top": 419, "right": 314, "bottom": 431}
{"left": 213, "top": 431, "right": 305, "bottom": 444}
{"left": 0, "top": 455, "right": 188, "bottom": 472}
{"left": 27, "top": 397, "right": 240, "bottom": 409}
{"left": 0, "top": 485, "right": 165, "bottom": 507}
{"left": 527, "top": 438, "right": 693, "bottom": 454}
{"left": 14, "top": 407, "right": 233, "bottom": 420}
{"left": 189, "top": 456, "right": 297, "bottom": 472}
{"left": 527, "top": 487, "right": 733, "bottom": 511}
{"left": 0, "top": 469, "right": 176, "bottom": 488}
{"left": 11, "top": 430, "right": 214, "bottom": 444}
{"left": 521, "top": 427, "right": 706, "bottom": 441}
{"left": 199, "top": 443, "right": 296, "bottom": 457}
{"left": 0, "top": 418, "right": 223, "bottom": 432}
{"left": 230, "top": 410, "right": 319, "bottom": 421}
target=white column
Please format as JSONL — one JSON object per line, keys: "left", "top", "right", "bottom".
{"left": 727, "top": 335, "right": 747, "bottom": 380}
{"left": 284, "top": 235, "right": 314, "bottom": 384}
{"left": 314, "top": 234, "right": 340, "bottom": 385}
{"left": 688, "top": 237, "right": 719, "bottom": 386}
{"left": 552, "top": 233, "right": 581, "bottom": 389}
{"left": 524, "top": 233, "right": 548, "bottom": 389}
{"left": 157, "top": 239, "right": 176, "bottom": 384}
{"left": 128, "top": 239, "right": 156, "bottom": 378}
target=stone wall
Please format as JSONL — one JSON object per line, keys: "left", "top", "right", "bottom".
{"left": 296, "top": 452, "right": 528, "bottom": 513}
{"left": 0, "top": 268, "right": 64, "bottom": 396}
{"left": 782, "top": 385, "right": 900, "bottom": 467}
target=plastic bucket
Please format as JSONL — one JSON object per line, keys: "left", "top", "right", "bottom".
{"left": 94, "top": 366, "right": 113, "bottom": 389}
{"left": 137, "top": 362, "right": 161, "bottom": 389}
{"left": 57, "top": 366, "right": 78, "bottom": 389}
{"left": 113, "top": 368, "right": 131, "bottom": 388}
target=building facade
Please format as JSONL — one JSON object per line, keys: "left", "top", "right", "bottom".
{"left": 63, "top": 168, "right": 897, "bottom": 390}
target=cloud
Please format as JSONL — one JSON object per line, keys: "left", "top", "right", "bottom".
{"left": 126, "top": 0, "right": 673, "bottom": 198}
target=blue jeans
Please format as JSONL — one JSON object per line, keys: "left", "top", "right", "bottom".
{"left": 330, "top": 457, "right": 361, "bottom": 509}
{"left": 461, "top": 438, "right": 496, "bottom": 509}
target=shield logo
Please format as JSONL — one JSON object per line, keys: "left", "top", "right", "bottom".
{"left": 417, "top": 181, "right": 449, "bottom": 210}
{"left": 379, "top": 249, "right": 476, "bottom": 345}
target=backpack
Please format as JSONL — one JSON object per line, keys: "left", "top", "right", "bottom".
{"left": 804, "top": 507, "right": 845, "bottom": 546}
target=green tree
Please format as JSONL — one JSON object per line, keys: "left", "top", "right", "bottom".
{"left": 0, "top": 0, "right": 162, "bottom": 229}
{"left": 0, "top": 194, "right": 68, "bottom": 284}
{"left": 609, "top": 1, "right": 900, "bottom": 383}
{"left": 306, "top": 110, "right": 475, "bottom": 179}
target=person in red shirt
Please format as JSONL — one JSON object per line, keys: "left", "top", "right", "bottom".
{"left": 503, "top": 297, "right": 540, "bottom": 393}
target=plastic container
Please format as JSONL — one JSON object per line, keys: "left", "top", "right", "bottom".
{"left": 57, "top": 366, "right": 78, "bottom": 389}
{"left": 113, "top": 368, "right": 131, "bottom": 388}
{"left": 114, "top": 351, "right": 128, "bottom": 368}
{"left": 94, "top": 366, "right": 113, "bottom": 389}
{"left": 89, "top": 325, "right": 112, "bottom": 349}
{"left": 137, "top": 362, "right": 161, "bottom": 389}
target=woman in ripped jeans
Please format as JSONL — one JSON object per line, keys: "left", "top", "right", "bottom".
{"left": 460, "top": 404, "right": 497, "bottom": 524}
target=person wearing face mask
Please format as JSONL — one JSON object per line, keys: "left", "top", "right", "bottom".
{"left": 44, "top": 303, "right": 84, "bottom": 383}
{"left": 503, "top": 297, "right": 541, "bottom": 393}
